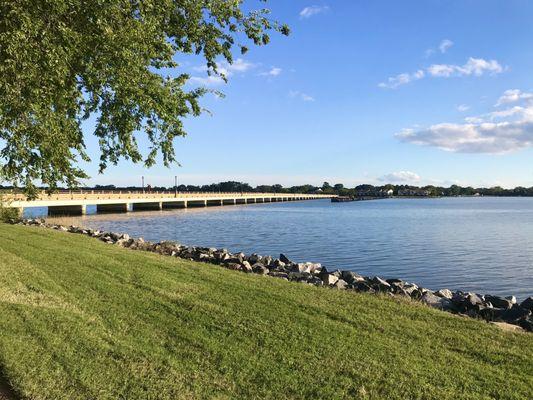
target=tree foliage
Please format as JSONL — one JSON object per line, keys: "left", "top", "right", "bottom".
{"left": 0, "top": 0, "right": 288, "bottom": 198}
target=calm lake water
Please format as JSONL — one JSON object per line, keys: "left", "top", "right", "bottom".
{"left": 34, "top": 197, "right": 533, "bottom": 298}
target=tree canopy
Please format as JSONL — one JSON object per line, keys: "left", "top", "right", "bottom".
{"left": 0, "top": 0, "right": 288, "bottom": 198}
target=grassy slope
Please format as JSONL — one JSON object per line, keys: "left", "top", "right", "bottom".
{"left": 0, "top": 224, "right": 531, "bottom": 400}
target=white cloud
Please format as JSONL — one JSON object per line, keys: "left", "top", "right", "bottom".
{"left": 289, "top": 90, "right": 315, "bottom": 102}
{"left": 379, "top": 57, "right": 505, "bottom": 89}
{"left": 378, "top": 70, "right": 425, "bottom": 89}
{"left": 427, "top": 58, "right": 504, "bottom": 78}
{"left": 457, "top": 104, "right": 470, "bottom": 112}
{"left": 396, "top": 122, "right": 533, "bottom": 154}
{"left": 439, "top": 39, "right": 454, "bottom": 53}
{"left": 260, "top": 67, "right": 282, "bottom": 77}
{"left": 189, "top": 75, "right": 225, "bottom": 86}
{"left": 190, "top": 58, "right": 254, "bottom": 86}
{"left": 495, "top": 89, "right": 533, "bottom": 107}
{"left": 396, "top": 89, "right": 533, "bottom": 154}
{"left": 379, "top": 171, "right": 421, "bottom": 183}
{"left": 299, "top": 5, "right": 329, "bottom": 19}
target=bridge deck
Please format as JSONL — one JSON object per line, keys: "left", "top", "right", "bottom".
{"left": 2, "top": 192, "right": 332, "bottom": 216}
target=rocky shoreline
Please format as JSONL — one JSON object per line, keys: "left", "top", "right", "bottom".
{"left": 15, "top": 218, "right": 533, "bottom": 332}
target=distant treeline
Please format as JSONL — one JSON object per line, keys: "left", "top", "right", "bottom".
{"left": 2, "top": 181, "right": 533, "bottom": 197}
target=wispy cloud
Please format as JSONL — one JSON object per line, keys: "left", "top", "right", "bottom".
{"left": 425, "top": 39, "right": 453, "bottom": 57}
{"left": 190, "top": 58, "right": 255, "bottom": 86}
{"left": 495, "top": 89, "right": 533, "bottom": 107}
{"left": 427, "top": 58, "right": 504, "bottom": 78}
{"left": 289, "top": 90, "right": 315, "bottom": 102}
{"left": 457, "top": 104, "right": 470, "bottom": 112}
{"left": 299, "top": 5, "right": 329, "bottom": 19}
{"left": 378, "top": 171, "right": 421, "bottom": 183}
{"left": 379, "top": 57, "right": 505, "bottom": 89}
{"left": 378, "top": 70, "right": 425, "bottom": 89}
{"left": 439, "top": 39, "right": 454, "bottom": 53}
{"left": 259, "top": 67, "right": 282, "bottom": 77}
{"left": 396, "top": 89, "right": 533, "bottom": 154}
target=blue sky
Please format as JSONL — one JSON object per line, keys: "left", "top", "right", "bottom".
{"left": 81, "top": 0, "right": 533, "bottom": 188}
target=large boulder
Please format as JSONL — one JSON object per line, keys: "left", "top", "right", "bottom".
{"left": 493, "top": 304, "right": 531, "bottom": 324}
{"left": 241, "top": 261, "right": 253, "bottom": 273}
{"left": 485, "top": 295, "right": 513, "bottom": 310}
{"left": 321, "top": 273, "right": 339, "bottom": 286}
{"left": 421, "top": 292, "right": 455, "bottom": 311}
{"left": 370, "top": 276, "right": 391, "bottom": 292}
{"left": 279, "top": 253, "right": 291, "bottom": 264}
{"left": 252, "top": 263, "right": 269, "bottom": 275}
{"left": 520, "top": 296, "right": 533, "bottom": 311}
{"left": 333, "top": 279, "right": 348, "bottom": 290}
{"left": 341, "top": 271, "right": 365, "bottom": 284}
{"left": 288, "top": 272, "right": 312, "bottom": 282}
{"left": 435, "top": 289, "right": 453, "bottom": 299}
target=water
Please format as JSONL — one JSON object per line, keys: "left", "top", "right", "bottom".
{"left": 35, "top": 197, "right": 533, "bottom": 299}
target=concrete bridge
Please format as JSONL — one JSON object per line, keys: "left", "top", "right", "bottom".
{"left": 3, "top": 191, "right": 332, "bottom": 216}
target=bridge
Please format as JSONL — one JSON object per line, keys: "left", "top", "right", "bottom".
{"left": 2, "top": 191, "right": 333, "bottom": 216}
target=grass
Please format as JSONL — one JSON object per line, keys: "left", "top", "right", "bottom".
{"left": 0, "top": 224, "right": 532, "bottom": 400}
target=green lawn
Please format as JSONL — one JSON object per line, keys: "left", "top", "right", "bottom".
{"left": 0, "top": 224, "right": 532, "bottom": 400}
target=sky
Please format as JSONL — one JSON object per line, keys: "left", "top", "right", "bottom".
{"left": 81, "top": 0, "right": 533, "bottom": 189}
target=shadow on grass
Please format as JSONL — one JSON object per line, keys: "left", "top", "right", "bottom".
{"left": 0, "top": 368, "right": 18, "bottom": 400}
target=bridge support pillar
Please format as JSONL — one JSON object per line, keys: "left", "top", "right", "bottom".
{"left": 162, "top": 201, "right": 187, "bottom": 209}
{"left": 132, "top": 202, "right": 162, "bottom": 211}
{"left": 187, "top": 200, "right": 207, "bottom": 208}
{"left": 48, "top": 205, "right": 86, "bottom": 216}
{"left": 96, "top": 203, "right": 129, "bottom": 213}
{"left": 207, "top": 199, "right": 223, "bottom": 206}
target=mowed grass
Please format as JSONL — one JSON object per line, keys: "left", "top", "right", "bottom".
{"left": 0, "top": 224, "right": 532, "bottom": 400}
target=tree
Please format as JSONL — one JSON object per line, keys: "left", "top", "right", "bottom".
{"left": 0, "top": 1, "right": 289, "bottom": 198}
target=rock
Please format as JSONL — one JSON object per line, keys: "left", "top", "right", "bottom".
{"left": 421, "top": 292, "right": 455, "bottom": 311}
{"left": 341, "top": 271, "right": 365, "bottom": 284}
{"left": 333, "top": 279, "right": 348, "bottom": 290}
{"left": 272, "top": 259, "right": 286, "bottom": 268}
{"left": 500, "top": 305, "right": 531, "bottom": 323}
{"left": 289, "top": 272, "right": 311, "bottom": 282}
{"left": 519, "top": 297, "right": 533, "bottom": 311}
{"left": 268, "top": 271, "right": 289, "bottom": 280}
{"left": 403, "top": 283, "right": 419, "bottom": 296}
{"left": 247, "top": 254, "right": 262, "bottom": 264}
{"left": 279, "top": 253, "right": 291, "bottom": 264}
{"left": 225, "top": 263, "right": 242, "bottom": 271}
{"left": 505, "top": 295, "right": 517, "bottom": 305}
{"left": 485, "top": 295, "right": 513, "bottom": 310}
{"left": 518, "top": 316, "right": 533, "bottom": 332}
{"left": 386, "top": 278, "right": 403, "bottom": 285}
{"left": 262, "top": 256, "right": 273, "bottom": 266}
{"left": 252, "top": 263, "right": 269, "bottom": 275}
{"left": 309, "top": 277, "right": 323, "bottom": 286}
{"left": 370, "top": 276, "right": 391, "bottom": 292}
{"left": 322, "top": 273, "right": 339, "bottom": 286}
{"left": 435, "top": 289, "right": 453, "bottom": 299}
{"left": 241, "top": 261, "right": 252, "bottom": 273}
{"left": 353, "top": 281, "right": 375, "bottom": 293}
{"left": 291, "top": 263, "right": 309, "bottom": 273}
{"left": 490, "top": 322, "right": 525, "bottom": 333}
{"left": 330, "top": 270, "right": 343, "bottom": 278}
